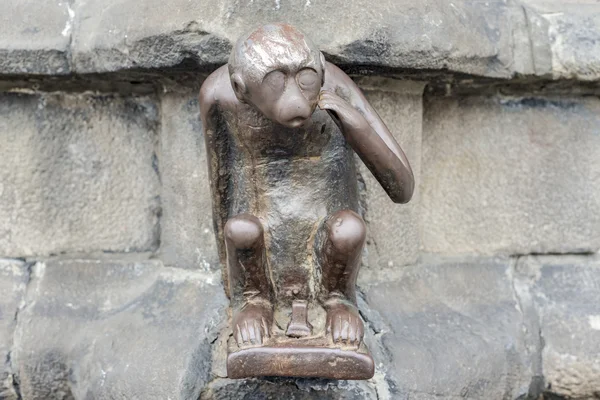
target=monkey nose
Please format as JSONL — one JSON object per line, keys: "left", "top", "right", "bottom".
{"left": 286, "top": 105, "right": 312, "bottom": 125}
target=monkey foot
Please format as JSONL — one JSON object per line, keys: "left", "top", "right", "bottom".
{"left": 233, "top": 302, "right": 273, "bottom": 347}
{"left": 325, "top": 299, "right": 364, "bottom": 346}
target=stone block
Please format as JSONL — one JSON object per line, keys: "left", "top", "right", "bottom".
{"left": 356, "top": 79, "right": 424, "bottom": 269}
{"left": 523, "top": 0, "right": 600, "bottom": 80}
{"left": 4, "top": 0, "right": 600, "bottom": 81}
{"left": 0, "top": 259, "right": 28, "bottom": 400}
{"left": 201, "top": 378, "right": 377, "bottom": 399}
{"left": 0, "top": 0, "right": 71, "bottom": 74}
{"left": 517, "top": 255, "right": 600, "bottom": 399}
{"left": 421, "top": 96, "right": 600, "bottom": 256}
{"left": 71, "top": 0, "right": 513, "bottom": 77}
{"left": 361, "top": 257, "right": 534, "bottom": 399}
{"left": 159, "top": 90, "right": 218, "bottom": 270}
{"left": 12, "top": 259, "right": 227, "bottom": 400}
{"left": 0, "top": 92, "right": 160, "bottom": 257}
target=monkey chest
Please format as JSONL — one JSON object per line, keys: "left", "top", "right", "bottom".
{"left": 232, "top": 111, "right": 359, "bottom": 220}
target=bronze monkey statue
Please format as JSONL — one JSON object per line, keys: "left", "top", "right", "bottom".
{"left": 200, "top": 23, "right": 414, "bottom": 379}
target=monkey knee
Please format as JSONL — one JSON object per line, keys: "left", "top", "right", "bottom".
{"left": 326, "top": 210, "right": 366, "bottom": 254}
{"left": 225, "top": 214, "right": 264, "bottom": 250}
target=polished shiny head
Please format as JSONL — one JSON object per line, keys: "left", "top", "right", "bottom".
{"left": 228, "top": 23, "right": 325, "bottom": 128}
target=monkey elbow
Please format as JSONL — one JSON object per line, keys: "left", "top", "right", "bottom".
{"left": 388, "top": 176, "right": 415, "bottom": 204}
{"left": 389, "top": 189, "right": 413, "bottom": 204}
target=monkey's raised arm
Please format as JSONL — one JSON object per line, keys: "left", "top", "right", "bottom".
{"left": 321, "top": 62, "right": 415, "bottom": 204}
{"left": 199, "top": 66, "right": 233, "bottom": 291}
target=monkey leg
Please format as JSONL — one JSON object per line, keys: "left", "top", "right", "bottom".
{"left": 320, "top": 209, "right": 366, "bottom": 346}
{"left": 225, "top": 214, "right": 273, "bottom": 347}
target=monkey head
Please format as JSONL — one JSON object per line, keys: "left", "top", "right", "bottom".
{"left": 228, "top": 23, "right": 326, "bottom": 128}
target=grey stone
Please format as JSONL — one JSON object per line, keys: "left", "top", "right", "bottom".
{"left": 159, "top": 89, "right": 219, "bottom": 271}
{"left": 12, "top": 258, "right": 227, "bottom": 400}
{"left": 0, "top": 259, "right": 28, "bottom": 400}
{"left": 356, "top": 79, "right": 425, "bottom": 269}
{"left": 523, "top": 3, "right": 555, "bottom": 77}
{"left": 524, "top": 0, "right": 600, "bottom": 80}
{"left": 361, "top": 257, "right": 534, "bottom": 399}
{"left": 0, "top": 0, "right": 71, "bottom": 74}
{"left": 0, "top": 92, "right": 160, "bottom": 257}
{"left": 3, "top": 0, "right": 600, "bottom": 81}
{"left": 517, "top": 255, "right": 600, "bottom": 399}
{"left": 70, "top": 0, "right": 513, "bottom": 78}
{"left": 509, "top": 2, "right": 554, "bottom": 77}
{"left": 421, "top": 96, "right": 600, "bottom": 256}
{"left": 201, "top": 377, "right": 378, "bottom": 399}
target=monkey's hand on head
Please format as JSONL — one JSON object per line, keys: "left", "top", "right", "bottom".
{"left": 318, "top": 90, "right": 370, "bottom": 136}
{"left": 317, "top": 75, "right": 414, "bottom": 204}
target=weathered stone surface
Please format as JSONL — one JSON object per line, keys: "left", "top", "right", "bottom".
{"left": 159, "top": 89, "right": 218, "bottom": 271}
{"left": 70, "top": 0, "right": 512, "bottom": 77}
{"left": 517, "top": 255, "right": 600, "bottom": 399}
{"left": 357, "top": 79, "right": 424, "bottom": 269}
{"left": 2, "top": 0, "right": 600, "bottom": 81}
{"left": 524, "top": 0, "right": 600, "bottom": 80}
{"left": 201, "top": 378, "right": 377, "bottom": 399}
{"left": 0, "top": 1, "right": 72, "bottom": 74}
{"left": 0, "top": 92, "right": 160, "bottom": 257}
{"left": 0, "top": 259, "right": 28, "bottom": 400}
{"left": 421, "top": 96, "right": 600, "bottom": 256}
{"left": 361, "top": 257, "right": 535, "bottom": 399}
{"left": 12, "top": 259, "right": 227, "bottom": 400}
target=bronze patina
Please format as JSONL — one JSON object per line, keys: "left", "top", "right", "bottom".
{"left": 199, "top": 23, "right": 414, "bottom": 380}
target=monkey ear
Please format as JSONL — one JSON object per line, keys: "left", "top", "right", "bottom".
{"left": 319, "top": 52, "right": 326, "bottom": 84}
{"left": 230, "top": 73, "right": 247, "bottom": 102}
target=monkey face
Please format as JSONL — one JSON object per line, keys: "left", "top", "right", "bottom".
{"left": 243, "top": 66, "right": 323, "bottom": 128}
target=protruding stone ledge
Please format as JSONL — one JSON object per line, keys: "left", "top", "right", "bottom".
{"left": 0, "top": 0, "right": 72, "bottom": 75}
{"left": 1, "top": 0, "right": 600, "bottom": 83}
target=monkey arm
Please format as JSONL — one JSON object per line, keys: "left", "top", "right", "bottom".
{"left": 200, "top": 68, "right": 233, "bottom": 292}
{"left": 321, "top": 62, "right": 415, "bottom": 204}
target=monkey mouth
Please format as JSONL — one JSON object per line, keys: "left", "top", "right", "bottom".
{"left": 285, "top": 116, "right": 309, "bottom": 128}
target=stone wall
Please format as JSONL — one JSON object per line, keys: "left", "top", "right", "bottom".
{"left": 1, "top": 1, "right": 599, "bottom": 399}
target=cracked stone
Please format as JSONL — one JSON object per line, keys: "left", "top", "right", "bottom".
{"left": 70, "top": 0, "right": 513, "bottom": 77}
{"left": 517, "top": 255, "right": 600, "bottom": 400}
{"left": 0, "top": 0, "right": 72, "bottom": 74}
{"left": 360, "top": 257, "right": 534, "bottom": 399}
{"left": 200, "top": 377, "right": 378, "bottom": 399}
{"left": 0, "top": 259, "right": 28, "bottom": 400}
{"left": 524, "top": 0, "right": 600, "bottom": 80}
{"left": 3, "top": 0, "right": 600, "bottom": 81}
{"left": 12, "top": 259, "right": 227, "bottom": 400}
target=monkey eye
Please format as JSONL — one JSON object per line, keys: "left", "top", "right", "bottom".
{"left": 263, "top": 70, "right": 286, "bottom": 92}
{"left": 297, "top": 68, "right": 318, "bottom": 89}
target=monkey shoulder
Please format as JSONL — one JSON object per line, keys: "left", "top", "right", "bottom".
{"left": 199, "top": 65, "right": 238, "bottom": 118}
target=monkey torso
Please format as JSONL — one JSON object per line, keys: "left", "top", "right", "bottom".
{"left": 220, "top": 102, "right": 359, "bottom": 302}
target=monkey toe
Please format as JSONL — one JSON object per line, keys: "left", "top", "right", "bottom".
{"left": 233, "top": 303, "right": 272, "bottom": 347}
{"left": 325, "top": 302, "right": 364, "bottom": 347}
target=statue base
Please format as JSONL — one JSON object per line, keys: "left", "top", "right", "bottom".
{"left": 226, "top": 336, "right": 374, "bottom": 379}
